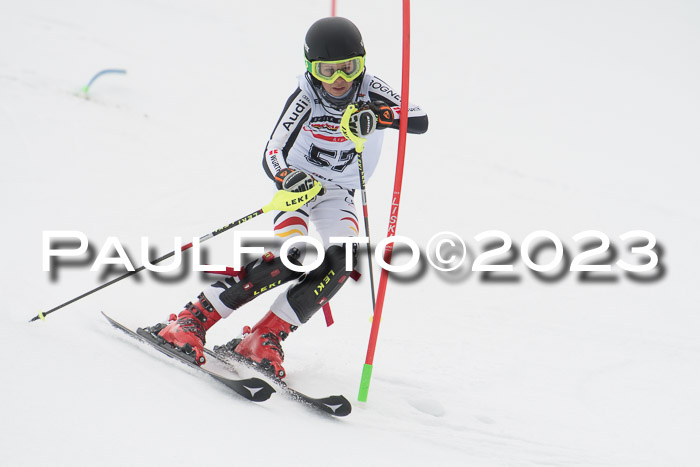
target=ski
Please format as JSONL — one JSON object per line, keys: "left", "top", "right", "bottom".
{"left": 101, "top": 312, "right": 275, "bottom": 402}
{"left": 206, "top": 344, "right": 352, "bottom": 417}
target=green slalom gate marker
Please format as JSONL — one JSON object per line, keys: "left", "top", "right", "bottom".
{"left": 359, "top": 364, "right": 373, "bottom": 401}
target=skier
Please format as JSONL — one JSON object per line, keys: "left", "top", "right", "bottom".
{"left": 156, "top": 16, "right": 428, "bottom": 378}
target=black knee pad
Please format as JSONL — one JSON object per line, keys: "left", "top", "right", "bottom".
{"left": 217, "top": 252, "right": 303, "bottom": 310}
{"left": 286, "top": 244, "right": 358, "bottom": 323}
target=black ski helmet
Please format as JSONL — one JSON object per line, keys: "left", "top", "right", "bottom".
{"left": 304, "top": 17, "right": 366, "bottom": 62}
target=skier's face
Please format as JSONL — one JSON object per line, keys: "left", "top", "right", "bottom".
{"left": 321, "top": 76, "right": 353, "bottom": 97}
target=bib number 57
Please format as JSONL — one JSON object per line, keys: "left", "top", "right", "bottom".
{"left": 306, "top": 145, "right": 357, "bottom": 173}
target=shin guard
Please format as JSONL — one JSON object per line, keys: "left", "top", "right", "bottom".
{"left": 217, "top": 252, "right": 303, "bottom": 311}
{"left": 286, "top": 244, "right": 357, "bottom": 324}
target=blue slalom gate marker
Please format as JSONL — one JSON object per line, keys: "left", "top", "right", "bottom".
{"left": 81, "top": 69, "right": 126, "bottom": 94}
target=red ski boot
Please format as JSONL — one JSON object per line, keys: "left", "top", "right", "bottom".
{"left": 158, "top": 294, "right": 222, "bottom": 365}
{"left": 234, "top": 311, "right": 296, "bottom": 378}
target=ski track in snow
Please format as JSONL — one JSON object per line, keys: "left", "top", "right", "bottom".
{"left": 3, "top": 1, "right": 700, "bottom": 466}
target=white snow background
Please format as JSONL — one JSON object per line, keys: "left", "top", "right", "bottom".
{"left": 2, "top": 1, "right": 699, "bottom": 466}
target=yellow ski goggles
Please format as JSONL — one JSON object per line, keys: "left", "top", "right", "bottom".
{"left": 305, "top": 56, "right": 365, "bottom": 83}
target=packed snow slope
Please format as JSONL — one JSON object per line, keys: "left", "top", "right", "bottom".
{"left": 2, "top": 1, "right": 699, "bottom": 466}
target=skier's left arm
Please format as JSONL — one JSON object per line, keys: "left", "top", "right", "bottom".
{"left": 366, "top": 77, "right": 428, "bottom": 134}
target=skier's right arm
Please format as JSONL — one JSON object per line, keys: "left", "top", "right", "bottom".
{"left": 262, "top": 87, "right": 313, "bottom": 181}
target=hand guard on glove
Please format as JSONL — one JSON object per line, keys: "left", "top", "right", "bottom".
{"left": 274, "top": 168, "right": 324, "bottom": 196}
{"left": 348, "top": 100, "right": 394, "bottom": 138}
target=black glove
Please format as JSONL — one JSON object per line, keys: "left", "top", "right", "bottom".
{"left": 274, "top": 167, "right": 323, "bottom": 195}
{"left": 348, "top": 100, "right": 395, "bottom": 138}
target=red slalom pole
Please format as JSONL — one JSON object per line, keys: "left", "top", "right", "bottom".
{"left": 358, "top": 0, "right": 411, "bottom": 402}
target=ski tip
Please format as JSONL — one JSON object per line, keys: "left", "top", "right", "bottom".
{"left": 334, "top": 406, "right": 352, "bottom": 417}
{"left": 308, "top": 394, "right": 352, "bottom": 417}
{"left": 240, "top": 377, "right": 276, "bottom": 402}
{"left": 328, "top": 396, "right": 352, "bottom": 417}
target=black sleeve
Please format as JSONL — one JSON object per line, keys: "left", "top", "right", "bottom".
{"left": 367, "top": 76, "right": 428, "bottom": 135}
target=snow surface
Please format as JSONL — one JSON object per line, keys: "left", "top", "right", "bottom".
{"left": 3, "top": 0, "right": 700, "bottom": 466}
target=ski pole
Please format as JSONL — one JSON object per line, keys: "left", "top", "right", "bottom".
{"left": 30, "top": 183, "right": 323, "bottom": 323}
{"left": 340, "top": 105, "right": 377, "bottom": 312}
